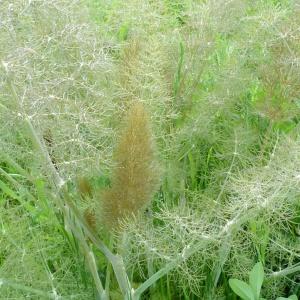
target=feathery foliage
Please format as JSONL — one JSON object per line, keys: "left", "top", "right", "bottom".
{"left": 101, "top": 102, "right": 159, "bottom": 229}
{"left": 0, "top": 0, "right": 299, "bottom": 299}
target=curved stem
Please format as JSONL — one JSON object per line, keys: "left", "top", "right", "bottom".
{"left": 25, "top": 116, "right": 132, "bottom": 298}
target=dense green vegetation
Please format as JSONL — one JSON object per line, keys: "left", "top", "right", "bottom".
{"left": 0, "top": 0, "right": 299, "bottom": 299}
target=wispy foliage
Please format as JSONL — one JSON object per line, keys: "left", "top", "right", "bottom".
{"left": 1, "top": 0, "right": 300, "bottom": 299}
{"left": 101, "top": 102, "right": 159, "bottom": 229}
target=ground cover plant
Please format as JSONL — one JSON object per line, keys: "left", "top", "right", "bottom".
{"left": 0, "top": 0, "right": 299, "bottom": 299}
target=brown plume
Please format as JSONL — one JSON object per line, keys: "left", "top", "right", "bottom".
{"left": 101, "top": 102, "right": 159, "bottom": 229}
{"left": 77, "top": 177, "right": 93, "bottom": 199}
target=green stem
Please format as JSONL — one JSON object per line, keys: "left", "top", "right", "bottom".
{"left": 269, "top": 265, "right": 300, "bottom": 278}
{"left": 25, "top": 117, "right": 65, "bottom": 189}
{"left": 105, "top": 236, "right": 114, "bottom": 298}
{"left": 25, "top": 115, "right": 132, "bottom": 298}
{"left": 69, "top": 219, "right": 107, "bottom": 299}
{"left": 25, "top": 117, "right": 107, "bottom": 298}
{"left": 133, "top": 237, "right": 212, "bottom": 300}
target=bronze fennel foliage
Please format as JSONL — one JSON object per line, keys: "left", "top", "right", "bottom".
{"left": 101, "top": 102, "right": 159, "bottom": 229}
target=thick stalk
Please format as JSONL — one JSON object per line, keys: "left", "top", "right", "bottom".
{"left": 269, "top": 264, "right": 300, "bottom": 278}
{"left": 25, "top": 116, "right": 132, "bottom": 298}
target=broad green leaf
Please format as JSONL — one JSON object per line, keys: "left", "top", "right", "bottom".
{"left": 249, "top": 262, "right": 264, "bottom": 299}
{"left": 276, "top": 296, "right": 298, "bottom": 300}
{"left": 229, "top": 279, "right": 255, "bottom": 300}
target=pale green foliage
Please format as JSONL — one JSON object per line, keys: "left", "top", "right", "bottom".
{"left": 0, "top": 0, "right": 116, "bottom": 178}
{"left": 0, "top": 0, "right": 300, "bottom": 299}
{"left": 0, "top": 189, "right": 94, "bottom": 298}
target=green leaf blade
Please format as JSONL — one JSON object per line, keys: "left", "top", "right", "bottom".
{"left": 249, "top": 262, "right": 264, "bottom": 299}
{"left": 276, "top": 296, "right": 297, "bottom": 300}
{"left": 229, "top": 279, "right": 255, "bottom": 300}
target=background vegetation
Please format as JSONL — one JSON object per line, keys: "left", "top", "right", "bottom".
{"left": 0, "top": 0, "right": 299, "bottom": 299}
